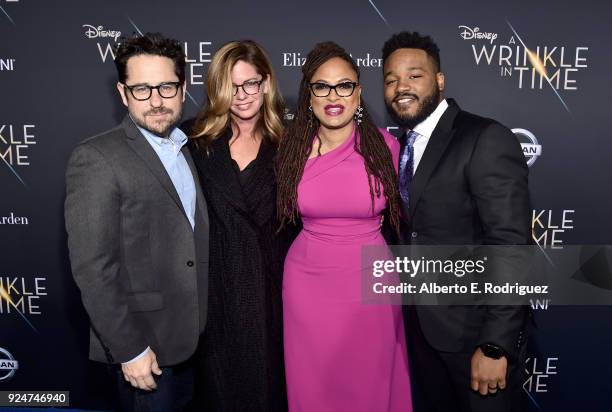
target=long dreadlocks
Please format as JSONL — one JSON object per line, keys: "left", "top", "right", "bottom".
{"left": 275, "top": 41, "right": 400, "bottom": 234}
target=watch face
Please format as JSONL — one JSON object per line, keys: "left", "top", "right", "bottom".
{"left": 482, "top": 344, "right": 503, "bottom": 359}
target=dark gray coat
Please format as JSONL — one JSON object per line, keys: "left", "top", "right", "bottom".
{"left": 65, "top": 116, "right": 209, "bottom": 366}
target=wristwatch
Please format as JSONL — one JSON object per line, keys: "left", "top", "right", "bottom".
{"left": 479, "top": 343, "right": 505, "bottom": 359}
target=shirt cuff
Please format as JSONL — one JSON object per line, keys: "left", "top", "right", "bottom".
{"left": 121, "top": 346, "right": 150, "bottom": 365}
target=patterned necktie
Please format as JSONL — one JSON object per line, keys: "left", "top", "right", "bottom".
{"left": 398, "top": 130, "right": 418, "bottom": 205}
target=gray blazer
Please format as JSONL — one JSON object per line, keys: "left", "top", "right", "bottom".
{"left": 65, "top": 116, "right": 209, "bottom": 366}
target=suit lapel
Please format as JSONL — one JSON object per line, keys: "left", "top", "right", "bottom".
{"left": 182, "top": 146, "right": 210, "bottom": 228}
{"left": 409, "top": 100, "right": 461, "bottom": 216}
{"left": 121, "top": 116, "right": 188, "bottom": 220}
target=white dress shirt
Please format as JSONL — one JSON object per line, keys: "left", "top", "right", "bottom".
{"left": 410, "top": 99, "right": 449, "bottom": 175}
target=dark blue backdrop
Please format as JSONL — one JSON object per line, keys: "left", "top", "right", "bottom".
{"left": 1, "top": 0, "right": 611, "bottom": 410}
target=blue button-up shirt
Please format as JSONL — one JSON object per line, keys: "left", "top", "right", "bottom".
{"left": 135, "top": 121, "right": 196, "bottom": 229}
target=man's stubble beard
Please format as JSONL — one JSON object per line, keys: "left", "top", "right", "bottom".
{"left": 135, "top": 106, "right": 183, "bottom": 137}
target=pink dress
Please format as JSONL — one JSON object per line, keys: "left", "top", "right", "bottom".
{"left": 283, "top": 128, "right": 412, "bottom": 412}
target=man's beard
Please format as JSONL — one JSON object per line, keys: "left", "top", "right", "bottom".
{"left": 385, "top": 87, "right": 440, "bottom": 130}
{"left": 134, "top": 106, "right": 182, "bottom": 137}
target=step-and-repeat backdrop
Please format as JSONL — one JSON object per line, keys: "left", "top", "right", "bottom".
{"left": 1, "top": 0, "right": 611, "bottom": 410}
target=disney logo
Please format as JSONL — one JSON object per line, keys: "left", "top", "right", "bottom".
{"left": 458, "top": 25, "right": 498, "bottom": 44}
{"left": 83, "top": 24, "right": 122, "bottom": 42}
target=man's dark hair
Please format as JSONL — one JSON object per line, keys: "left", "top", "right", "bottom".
{"left": 114, "top": 32, "right": 186, "bottom": 84}
{"left": 382, "top": 31, "right": 441, "bottom": 71}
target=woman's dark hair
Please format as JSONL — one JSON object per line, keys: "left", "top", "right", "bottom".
{"left": 114, "top": 32, "right": 186, "bottom": 84}
{"left": 275, "top": 41, "right": 400, "bottom": 234}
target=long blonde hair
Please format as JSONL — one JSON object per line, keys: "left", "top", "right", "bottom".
{"left": 191, "top": 40, "right": 284, "bottom": 145}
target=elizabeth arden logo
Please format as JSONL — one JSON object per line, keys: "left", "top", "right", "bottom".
{"left": 282, "top": 51, "right": 383, "bottom": 68}
{"left": 0, "top": 212, "right": 28, "bottom": 225}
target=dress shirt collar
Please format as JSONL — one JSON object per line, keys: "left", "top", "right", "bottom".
{"left": 412, "top": 98, "right": 449, "bottom": 139}
{"left": 130, "top": 115, "right": 188, "bottom": 150}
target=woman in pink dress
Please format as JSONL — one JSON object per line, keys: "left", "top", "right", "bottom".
{"left": 276, "top": 42, "right": 412, "bottom": 411}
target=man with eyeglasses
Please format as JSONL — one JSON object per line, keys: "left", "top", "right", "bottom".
{"left": 65, "top": 32, "right": 209, "bottom": 411}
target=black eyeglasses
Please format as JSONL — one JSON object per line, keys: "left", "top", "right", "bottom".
{"left": 124, "top": 82, "right": 182, "bottom": 101}
{"left": 309, "top": 81, "right": 359, "bottom": 97}
{"left": 233, "top": 79, "right": 264, "bottom": 96}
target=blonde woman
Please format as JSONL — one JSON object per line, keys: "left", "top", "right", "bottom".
{"left": 185, "top": 40, "right": 288, "bottom": 411}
